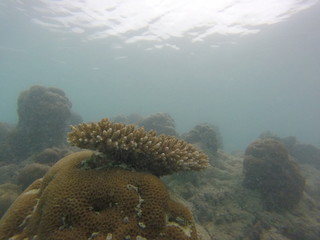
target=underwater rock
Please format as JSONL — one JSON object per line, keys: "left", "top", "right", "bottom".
{"left": 290, "top": 143, "right": 320, "bottom": 168}
{"left": 259, "top": 131, "right": 320, "bottom": 169}
{"left": 0, "top": 86, "right": 73, "bottom": 162}
{"left": 0, "top": 122, "right": 13, "bottom": 144}
{"left": 0, "top": 151, "right": 200, "bottom": 240}
{"left": 300, "top": 164, "right": 320, "bottom": 201}
{"left": 16, "top": 85, "right": 72, "bottom": 152}
{"left": 182, "top": 123, "right": 223, "bottom": 156}
{"left": 243, "top": 138, "right": 305, "bottom": 211}
{"left": 138, "top": 112, "right": 178, "bottom": 136}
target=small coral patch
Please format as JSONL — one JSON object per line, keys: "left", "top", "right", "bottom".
{"left": 67, "top": 118, "right": 209, "bottom": 176}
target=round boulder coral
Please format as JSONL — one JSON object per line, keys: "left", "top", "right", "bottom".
{"left": 243, "top": 138, "right": 305, "bottom": 210}
{"left": 0, "top": 122, "right": 13, "bottom": 143}
{"left": 0, "top": 183, "right": 21, "bottom": 218}
{"left": 15, "top": 85, "right": 72, "bottom": 155}
{"left": 0, "top": 151, "right": 199, "bottom": 240}
{"left": 17, "top": 163, "right": 50, "bottom": 190}
{"left": 138, "top": 112, "right": 178, "bottom": 136}
{"left": 182, "top": 123, "right": 223, "bottom": 154}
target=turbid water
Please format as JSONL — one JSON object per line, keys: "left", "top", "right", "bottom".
{"left": 1, "top": 0, "right": 319, "bottom": 151}
{"left": 1, "top": 2, "right": 320, "bottom": 239}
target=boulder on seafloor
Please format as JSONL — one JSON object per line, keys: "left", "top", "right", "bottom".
{"left": 243, "top": 138, "right": 305, "bottom": 211}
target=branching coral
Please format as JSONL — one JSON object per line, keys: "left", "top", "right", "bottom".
{"left": 67, "top": 118, "right": 209, "bottom": 176}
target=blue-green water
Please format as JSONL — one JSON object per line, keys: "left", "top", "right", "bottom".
{"left": 0, "top": 0, "right": 319, "bottom": 151}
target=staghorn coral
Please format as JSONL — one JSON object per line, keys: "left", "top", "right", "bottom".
{"left": 0, "top": 151, "right": 199, "bottom": 240}
{"left": 243, "top": 138, "right": 305, "bottom": 211}
{"left": 67, "top": 118, "right": 209, "bottom": 176}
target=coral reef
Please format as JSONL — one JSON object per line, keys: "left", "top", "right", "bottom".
{"left": 67, "top": 118, "right": 209, "bottom": 176}
{"left": 243, "top": 138, "right": 305, "bottom": 210}
{"left": 290, "top": 143, "right": 320, "bottom": 168}
{"left": 300, "top": 164, "right": 320, "bottom": 201}
{"left": 0, "top": 164, "right": 19, "bottom": 183}
{"left": 16, "top": 85, "right": 72, "bottom": 153}
{"left": 138, "top": 112, "right": 178, "bottom": 136}
{"left": 259, "top": 131, "right": 320, "bottom": 169}
{"left": 0, "top": 151, "right": 199, "bottom": 240}
{"left": 0, "top": 122, "right": 13, "bottom": 144}
{"left": 0, "top": 86, "right": 73, "bottom": 162}
{"left": 32, "top": 147, "right": 73, "bottom": 165}
{"left": 16, "top": 163, "right": 50, "bottom": 190}
{"left": 182, "top": 123, "right": 223, "bottom": 155}
{"left": 164, "top": 149, "right": 320, "bottom": 240}
{"left": 0, "top": 183, "right": 21, "bottom": 218}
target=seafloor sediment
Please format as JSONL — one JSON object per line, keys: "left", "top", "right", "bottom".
{"left": 163, "top": 150, "right": 320, "bottom": 240}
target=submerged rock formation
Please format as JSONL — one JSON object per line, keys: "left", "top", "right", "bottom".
{"left": 0, "top": 86, "right": 74, "bottom": 162}
{"left": 138, "top": 112, "right": 178, "bottom": 136}
{"left": 243, "top": 138, "right": 305, "bottom": 211}
{"left": 182, "top": 123, "right": 223, "bottom": 155}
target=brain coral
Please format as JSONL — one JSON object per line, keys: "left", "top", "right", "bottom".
{"left": 17, "top": 163, "right": 50, "bottom": 190}
{"left": 0, "top": 183, "right": 21, "bottom": 218}
{"left": 243, "top": 138, "right": 305, "bottom": 210}
{"left": 0, "top": 151, "right": 199, "bottom": 240}
{"left": 67, "top": 118, "right": 209, "bottom": 176}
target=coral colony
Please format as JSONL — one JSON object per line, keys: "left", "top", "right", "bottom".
{"left": 0, "top": 118, "right": 209, "bottom": 240}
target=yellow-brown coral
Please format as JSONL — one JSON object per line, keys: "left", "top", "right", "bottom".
{"left": 67, "top": 118, "right": 209, "bottom": 176}
{"left": 0, "top": 151, "right": 199, "bottom": 240}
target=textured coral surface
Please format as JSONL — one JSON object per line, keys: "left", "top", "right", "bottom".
{"left": 243, "top": 138, "right": 305, "bottom": 210}
{"left": 68, "top": 118, "right": 209, "bottom": 176}
{"left": 0, "top": 151, "right": 198, "bottom": 240}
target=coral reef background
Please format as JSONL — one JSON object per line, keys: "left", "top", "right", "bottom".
{"left": 0, "top": 86, "right": 320, "bottom": 239}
